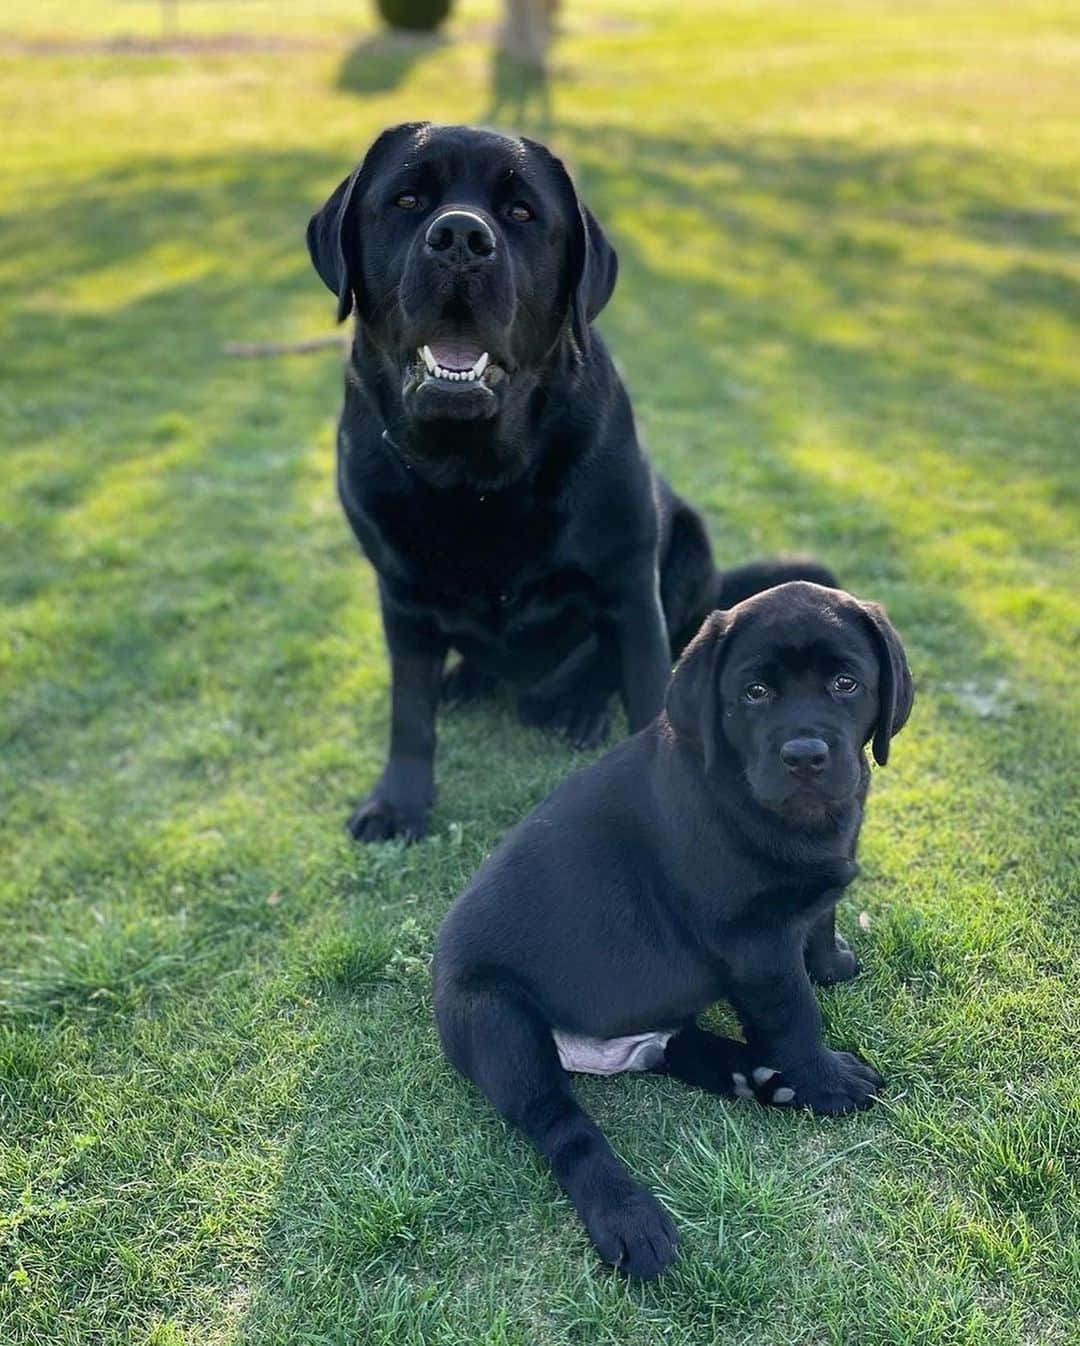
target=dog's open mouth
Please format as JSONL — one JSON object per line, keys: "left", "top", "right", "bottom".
{"left": 402, "top": 333, "right": 510, "bottom": 425}
{"left": 414, "top": 340, "right": 507, "bottom": 388}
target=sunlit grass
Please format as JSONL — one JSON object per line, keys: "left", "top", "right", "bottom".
{"left": 1, "top": 1, "right": 1078, "bottom": 1343}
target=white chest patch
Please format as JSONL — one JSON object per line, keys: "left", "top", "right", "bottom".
{"left": 552, "top": 1028, "right": 673, "bottom": 1076}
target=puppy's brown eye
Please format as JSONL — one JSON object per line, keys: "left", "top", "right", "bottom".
{"left": 744, "top": 682, "right": 771, "bottom": 702}
{"left": 395, "top": 192, "right": 421, "bottom": 210}
{"left": 508, "top": 202, "right": 533, "bottom": 223}
{"left": 833, "top": 675, "right": 859, "bottom": 694}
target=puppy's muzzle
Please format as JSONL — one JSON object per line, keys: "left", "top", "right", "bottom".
{"left": 779, "top": 737, "right": 830, "bottom": 779}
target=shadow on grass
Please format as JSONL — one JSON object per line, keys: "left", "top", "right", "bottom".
{"left": 483, "top": 46, "right": 553, "bottom": 136}
{"left": 336, "top": 31, "right": 447, "bottom": 97}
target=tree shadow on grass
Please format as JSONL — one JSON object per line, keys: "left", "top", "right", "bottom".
{"left": 336, "top": 31, "right": 447, "bottom": 97}
{"left": 483, "top": 46, "right": 553, "bottom": 137}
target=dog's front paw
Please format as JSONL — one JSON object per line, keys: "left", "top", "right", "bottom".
{"left": 346, "top": 793, "right": 427, "bottom": 844}
{"left": 784, "top": 1049, "right": 883, "bottom": 1115}
{"left": 584, "top": 1187, "right": 678, "bottom": 1281}
{"left": 806, "top": 933, "right": 859, "bottom": 986}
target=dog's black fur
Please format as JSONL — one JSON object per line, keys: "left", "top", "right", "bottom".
{"left": 434, "top": 582, "right": 913, "bottom": 1279}
{"left": 307, "top": 122, "right": 835, "bottom": 841}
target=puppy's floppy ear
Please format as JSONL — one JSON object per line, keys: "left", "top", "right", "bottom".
{"left": 664, "top": 610, "right": 733, "bottom": 774}
{"left": 858, "top": 600, "right": 914, "bottom": 766}
{"left": 306, "top": 121, "right": 428, "bottom": 323}
{"left": 523, "top": 139, "right": 618, "bottom": 357}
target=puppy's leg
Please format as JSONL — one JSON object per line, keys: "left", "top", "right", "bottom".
{"left": 726, "top": 940, "right": 882, "bottom": 1115}
{"left": 661, "top": 1025, "right": 796, "bottom": 1107}
{"left": 435, "top": 980, "right": 677, "bottom": 1280}
{"left": 348, "top": 602, "right": 446, "bottom": 843}
{"left": 804, "top": 903, "right": 859, "bottom": 986}
{"left": 517, "top": 637, "right": 615, "bottom": 751}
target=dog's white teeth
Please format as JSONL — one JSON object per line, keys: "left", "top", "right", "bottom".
{"left": 422, "top": 358, "right": 482, "bottom": 382}
{"left": 472, "top": 351, "right": 489, "bottom": 377}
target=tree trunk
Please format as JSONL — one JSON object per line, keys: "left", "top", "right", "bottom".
{"left": 499, "top": 0, "right": 555, "bottom": 73}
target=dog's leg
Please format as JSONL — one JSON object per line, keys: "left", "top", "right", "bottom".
{"left": 606, "top": 561, "right": 671, "bottom": 732}
{"left": 661, "top": 1025, "right": 796, "bottom": 1107}
{"left": 517, "top": 636, "right": 615, "bottom": 750}
{"left": 804, "top": 903, "right": 859, "bottom": 986}
{"left": 435, "top": 980, "right": 678, "bottom": 1280}
{"left": 725, "top": 939, "right": 882, "bottom": 1115}
{"left": 347, "top": 604, "right": 446, "bottom": 843}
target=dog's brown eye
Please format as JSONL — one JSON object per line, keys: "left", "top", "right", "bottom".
{"left": 395, "top": 192, "right": 421, "bottom": 211}
{"left": 833, "top": 675, "right": 859, "bottom": 694}
{"left": 508, "top": 202, "right": 533, "bottom": 223}
{"left": 744, "top": 682, "right": 771, "bottom": 702}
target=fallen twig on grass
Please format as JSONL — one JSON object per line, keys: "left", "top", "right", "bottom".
{"left": 224, "top": 335, "right": 346, "bottom": 358}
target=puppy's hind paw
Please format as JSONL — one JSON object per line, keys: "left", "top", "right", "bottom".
{"left": 662, "top": 1028, "right": 791, "bottom": 1108}
{"left": 734, "top": 1066, "right": 796, "bottom": 1107}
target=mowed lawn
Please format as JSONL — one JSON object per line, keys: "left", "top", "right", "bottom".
{"left": 2, "top": 1, "right": 1078, "bottom": 1342}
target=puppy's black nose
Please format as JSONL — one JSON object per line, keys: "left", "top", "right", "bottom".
{"left": 425, "top": 209, "right": 496, "bottom": 260}
{"left": 780, "top": 737, "right": 830, "bottom": 776}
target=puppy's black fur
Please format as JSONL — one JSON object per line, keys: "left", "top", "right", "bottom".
{"left": 434, "top": 582, "right": 913, "bottom": 1279}
{"left": 308, "top": 122, "right": 835, "bottom": 841}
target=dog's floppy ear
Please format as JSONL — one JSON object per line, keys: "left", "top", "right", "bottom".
{"left": 664, "top": 610, "right": 734, "bottom": 774}
{"left": 569, "top": 204, "right": 618, "bottom": 355}
{"left": 306, "top": 122, "right": 428, "bottom": 323}
{"left": 523, "top": 139, "right": 618, "bottom": 357}
{"left": 858, "top": 600, "right": 914, "bottom": 766}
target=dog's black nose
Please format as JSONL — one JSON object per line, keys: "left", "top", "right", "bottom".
{"left": 425, "top": 209, "right": 496, "bottom": 260}
{"left": 780, "top": 737, "right": 830, "bottom": 776}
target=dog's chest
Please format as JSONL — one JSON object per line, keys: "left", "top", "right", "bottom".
{"left": 375, "top": 486, "right": 599, "bottom": 642}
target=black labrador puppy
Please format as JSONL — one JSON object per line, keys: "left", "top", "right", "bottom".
{"left": 434, "top": 582, "right": 913, "bottom": 1279}
{"left": 307, "top": 122, "right": 834, "bottom": 841}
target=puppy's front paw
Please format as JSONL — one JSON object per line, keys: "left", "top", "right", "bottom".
{"left": 346, "top": 793, "right": 427, "bottom": 844}
{"left": 785, "top": 1049, "right": 883, "bottom": 1115}
{"left": 806, "top": 933, "right": 859, "bottom": 986}
{"left": 584, "top": 1187, "right": 678, "bottom": 1281}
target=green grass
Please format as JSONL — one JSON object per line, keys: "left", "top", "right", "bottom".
{"left": 2, "top": 1, "right": 1078, "bottom": 1341}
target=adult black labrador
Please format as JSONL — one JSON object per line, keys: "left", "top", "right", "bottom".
{"left": 434, "top": 582, "right": 913, "bottom": 1279}
{"left": 307, "top": 122, "right": 834, "bottom": 841}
